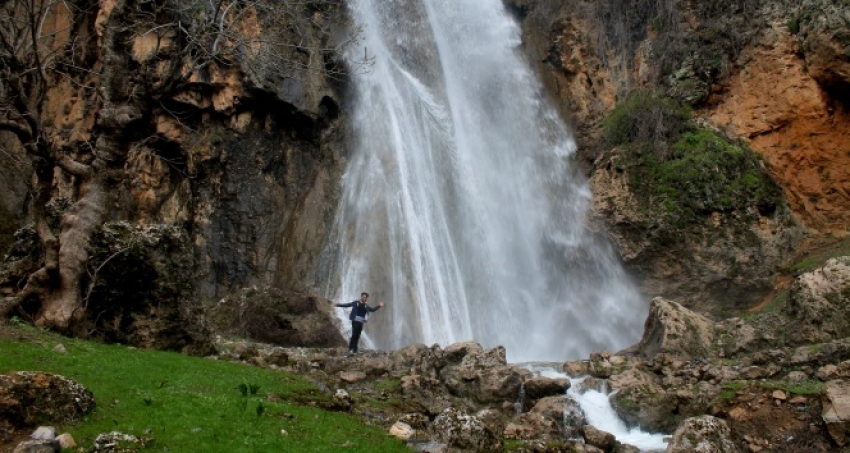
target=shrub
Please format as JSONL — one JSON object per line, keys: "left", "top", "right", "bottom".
{"left": 603, "top": 91, "right": 692, "bottom": 154}
{"left": 605, "top": 94, "right": 783, "bottom": 228}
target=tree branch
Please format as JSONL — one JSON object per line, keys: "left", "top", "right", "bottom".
{"left": 56, "top": 155, "right": 93, "bottom": 178}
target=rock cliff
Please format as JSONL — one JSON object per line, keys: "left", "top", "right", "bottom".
{"left": 0, "top": 0, "right": 351, "bottom": 342}
{"left": 509, "top": 0, "right": 850, "bottom": 313}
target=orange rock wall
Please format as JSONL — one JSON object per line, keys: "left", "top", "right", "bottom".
{"left": 709, "top": 22, "right": 850, "bottom": 234}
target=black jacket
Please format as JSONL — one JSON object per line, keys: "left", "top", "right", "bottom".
{"left": 336, "top": 300, "right": 381, "bottom": 322}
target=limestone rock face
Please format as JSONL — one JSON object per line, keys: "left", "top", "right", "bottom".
{"left": 798, "top": 0, "right": 850, "bottom": 96}
{"left": 205, "top": 286, "right": 344, "bottom": 348}
{"left": 709, "top": 11, "right": 850, "bottom": 234}
{"left": 509, "top": 0, "right": 849, "bottom": 316}
{"left": 787, "top": 257, "right": 850, "bottom": 345}
{"left": 822, "top": 379, "right": 850, "bottom": 446}
{"left": 633, "top": 297, "right": 716, "bottom": 360}
{"left": 666, "top": 416, "right": 740, "bottom": 453}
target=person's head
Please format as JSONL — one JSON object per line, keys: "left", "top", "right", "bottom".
{"left": 360, "top": 292, "right": 369, "bottom": 303}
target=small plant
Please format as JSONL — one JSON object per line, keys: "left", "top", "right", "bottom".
{"left": 788, "top": 15, "right": 801, "bottom": 34}
{"left": 719, "top": 381, "right": 748, "bottom": 399}
{"left": 760, "top": 379, "right": 823, "bottom": 396}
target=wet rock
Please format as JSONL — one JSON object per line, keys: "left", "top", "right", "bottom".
{"left": 562, "top": 360, "right": 589, "bottom": 377}
{"left": 666, "top": 415, "right": 740, "bottom": 453}
{"left": 522, "top": 376, "right": 570, "bottom": 401}
{"left": 530, "top": 395, "right": 585, "bottom": 438}
{"left": 581, "top": 425, "right": 616, "bottom": 451}
{"left": 572, "top": 376, "right": 606, "bottom": 394}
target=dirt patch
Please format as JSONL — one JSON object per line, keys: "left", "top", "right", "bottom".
{"left": 715, "top": 386, "right": 834, "bottom": 452}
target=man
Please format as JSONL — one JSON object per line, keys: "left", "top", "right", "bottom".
{"left": 335, "top": 292, "right": 385, "bottom": 354}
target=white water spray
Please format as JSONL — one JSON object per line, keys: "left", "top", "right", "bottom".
{"left": 325, "top": 0, "right": 646, "bottom": 362}
{"left": 528, "top": 365, "right": 668, "bottom": 452}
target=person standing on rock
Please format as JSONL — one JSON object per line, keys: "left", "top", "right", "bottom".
{"left": 335, "top": 292, "right": 385, "bottom": 354}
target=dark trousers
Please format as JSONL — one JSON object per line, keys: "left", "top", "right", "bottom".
{"left": 349, "top": 321, "right": 364, "bottom": 352}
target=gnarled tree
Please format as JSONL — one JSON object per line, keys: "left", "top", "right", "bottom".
{"left": 0, "top": 0, "right": 357, "bottom": 333}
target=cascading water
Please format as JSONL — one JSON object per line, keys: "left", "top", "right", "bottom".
{"left": 324, "top": 0, "right": 647, "bottom": 362}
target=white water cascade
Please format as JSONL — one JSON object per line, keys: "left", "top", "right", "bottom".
{"left": 325, "top": 0, "right": 647, "bottom": 362}
{"left": 528, "top": 365, "right": 669, "bottom": 452}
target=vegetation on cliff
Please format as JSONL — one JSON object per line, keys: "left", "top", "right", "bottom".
{"left": 603, "top": 92, "right": 784, "bottom": 231}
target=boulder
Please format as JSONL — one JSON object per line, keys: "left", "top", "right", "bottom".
{"left": 522, "top": 376, "right": 570, "bottom": 401}
{"left": 633, "top": 297, "right": 717, "bottom": 360}
{"left": 665, "top": 415, "right": 739, "bottom": 453}
{"left": 504, "top": 412, "right": 561, "bottom": 441}
{"left": 818, "top": 361, "right": 850, "bottom": 381}
{"left": 328, "top": 389, "right": 353, "bottom": 412}
{"left": 787, "top": 257, "right": 850, "bottom": 345}
{"left": 389, "top": 422, "right": 415, "bottom": 441}
{"left": 206, "top": 287, "right": 345, "bottom": 348}
{"left": 0, "top": 372, "right": 95, "bottom": 428}
{"left": 530, "top": 395, "right": 586, "bottom": 439}
{"left": 440, "top": 346, "right": 522, "bottom": 405}
{"left": 582, "top": 425, "right": 616, "bottom": 451}
{"left": 430, "top": 408, "right": 502, "bottom": 452}
{"left": 563, "top": 360, "right": 590, "bottom": 377}
{"left": 822, "top": 379, "right": 850, "bottom": 446}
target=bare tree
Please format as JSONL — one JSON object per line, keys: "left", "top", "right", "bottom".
{"left": 0, "top": 0, "right": 359, "bottom": 333}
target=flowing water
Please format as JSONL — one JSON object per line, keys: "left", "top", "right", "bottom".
{"left": 527, "top": 364, "right": 669, "bottom": 452}
{"left": 324, "top": 0, "right": 647, "bottom": 362}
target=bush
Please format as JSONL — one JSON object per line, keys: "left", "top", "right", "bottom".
{"left": 603, "top": 91, "right": 692, "bottom": 157}
{"left": 605, "top": 94, "right": 783, "bottom": 226}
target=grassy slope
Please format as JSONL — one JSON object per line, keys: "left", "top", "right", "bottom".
{"left": 0, "top": 324, "right": 409, "bottom": 453}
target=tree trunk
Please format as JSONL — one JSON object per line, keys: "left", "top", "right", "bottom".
{"left": 1, "top": 0, "right": 141, "bottom": 332}
{"left": 36, "top": 180, "right": 108, "bottom": 330}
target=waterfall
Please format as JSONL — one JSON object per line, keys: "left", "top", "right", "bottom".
{"left": 324, "top": 0, "right": 646, "bottom": 362}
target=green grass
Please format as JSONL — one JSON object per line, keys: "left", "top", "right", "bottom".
{"left": 719, "top": 381, "right": 747, "bottom": 399}
{"left": 741, "top": 291, "right": 788, "bottom": 321}
{"left": 790, "top": 237, "right": 850, "bottom": 274}
{"left": 0, "top": 324, "right": 410, "bottom": 453}
{"left": 760, "top": 379, "right": 823, "bottom": 396}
